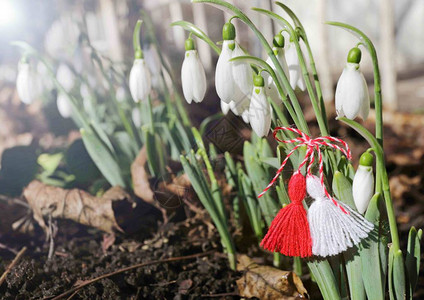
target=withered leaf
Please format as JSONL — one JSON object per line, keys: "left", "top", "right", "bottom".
{"left": 23, "top": 180, "right": 134, "bottom": 233}
{"left": 236, "top": 255, "right": 308, "bottom": 300}
{"left": 131, "top": 146, "right": 191, "bottom": 209}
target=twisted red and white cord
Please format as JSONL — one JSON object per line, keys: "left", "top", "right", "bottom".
{"left": 258, "top": 126, "right": 351, "bottom": 214}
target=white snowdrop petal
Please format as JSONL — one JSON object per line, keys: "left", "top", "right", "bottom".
{"left": 232, "top": 43, "right": 253, "bottom": 99}
{"left": 215, "top": 41, "right": 238, "bottom": 104}
{"left": 230, "top": 97, "right": 249, "bottom": 116}
{"left": 352, "top": 165, "right": 374, "bottom": 214}
{"left": 129, "top": 59, "right": 152, "bottom": 103}
{"left": 181, "top": 52, "right": 194, "bottom": 104}
{"left": 335, "top": 63, "right": 370, "bottom": 120}
{"left": 57, "top": 93, "right": 73, "bottom": 118}
{"left": 285, "top": 43, "right": 301, "bottom": 90}
{"left": 221, "top": 100, "right": 230, "bottom": 115}
{"left": 16, "top": 63, "right": 42, "bottom": 104}
{"left": 56, "top": 64, "right": 75, "bottom": 93}
{"left": 181, "top": 50, "right": 207, "bottom": 104}
{"left": 249, "top": 87, "right": 271, "bottom": 137}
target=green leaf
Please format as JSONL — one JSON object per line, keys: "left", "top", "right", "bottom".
{"left": 393, "top": 249, "right": 406, "bottom": 300}
{"left": 38, "top": 153, "right": 63, "bottom": 175}
{"left": 144, "top": 129, "right": 166, "bottom": 178}
{"left": 344, "top": 247, "right": 366, "bottom": 300}
{"left": 307, "top": 260, "right": 341, "bottom": 300}
{"left": 406, "top": 227, "right": 422, "bottom": 298}
{"left": 332, "top": 171, "right": 357, "bottom": 210}
{"left": 81, "top": 128, "right": 125, "bottom": 187}
{"left": 361, "top": 193, "right": 385, "bottom": 300}
{"left": 65, "top": 139, "right": 100, "bottom": 183}
{"left": 171, "top": 20, "right": 221, "bottom": 54}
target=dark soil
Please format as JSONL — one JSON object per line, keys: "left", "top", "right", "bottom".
{"left": 0, "top": 212, "right": 240, "bottom": 299}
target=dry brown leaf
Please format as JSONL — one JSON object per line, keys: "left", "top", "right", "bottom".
{"left": 131, "top": 147, "right": 191, "bottom": 210}
{"left": 236, "top": 255, "right": 308, "bottom": 300}
{"left": 23, "top": 180, "right": 134, "bottom": 233}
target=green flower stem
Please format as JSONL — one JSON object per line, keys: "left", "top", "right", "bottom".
{"left": 326, "top": 22, "right": 383, "bottom": 146}
{"left": 141, "top": 11, "right": 191, "bottom": 127}
{"left": 133, "top": 20, "right": 143, "bottom": 55}
{"left": 230, "top": 55, "right": 301, "bottom": 132}
{"left": 147, "top": 95, "right": 155, "bottom": 134}
{"left": 275, "top": 2, "right": 329, "bottom": 131}
{"left": 338, "top": 117, "right": 400, "bottom": 252}
{"left": 192, "top": 0, "right": 309, "bottom": 134}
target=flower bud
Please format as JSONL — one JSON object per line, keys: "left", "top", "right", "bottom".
{"left": 181, "top": 39, "right": 207, "bottom": 104}
{"left": 249, "top": 75, "right": 271, "bottom": 137}
{"left": 273, "top": 33, "right": 285, "bottom": 48}
{"left": 129, "top": 58, "right": 151, "bottom": 103}
{"left": 352, "top": 152, "right": 374, "bottom": 214}
{"left": 335, "top": 62, "right": 370, "bottom": 120}
{"left": 16, "top": 61, "right": 42, "bottom": 105}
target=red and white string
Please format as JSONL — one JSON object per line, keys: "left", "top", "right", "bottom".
{"left": 258, "top": 127, "right": 351, "bottom": 214}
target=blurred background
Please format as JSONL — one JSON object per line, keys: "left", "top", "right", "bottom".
{"left": 0, "top": 0, "right": 423, "bottom": 158}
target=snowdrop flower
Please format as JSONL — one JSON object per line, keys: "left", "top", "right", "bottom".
{"left": 335, "top": 47, "right": 370, "bottom": 120}
{"left": 215, "top": 22, "right": 252, "bottom": 104}
{"left": 352, "top": 151, "right": 374, "bottom": 214}
{"left": 249, "top": 75, "right": 271, "bottom": 137}
{"left": 116, "top": 86, "right": 126, "bottom": 103}
{"left": 56, "top": 63, "right": 75, "bottom": 93}
{"left": 16, "top": 61, "right": 42, "bottom": 105}
{"left": 129, "top": 49, "right": 152, "bottom": 103}
{"left": 181, "top": 38, "right": 207, "bottom": 104}
{"left": 285, "top": 41, "right": 305, "bottom": 91}
{"left": 57, "top": 93, "right": 73, "bottom": 118}
{"left": 132, "top": 107, "right": 142, "bottom": 127}
{"left": 265, "top": 33, "right": 290, "bottom": 104}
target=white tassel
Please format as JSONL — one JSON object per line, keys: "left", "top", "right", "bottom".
{"left": 306, "top": 175, "right": 374, "bottom": 257}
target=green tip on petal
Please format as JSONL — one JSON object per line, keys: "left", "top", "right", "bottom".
{"left": 273, "top": 33, "right": 284, "bottom": 48}
{"left": 222, "top": 22, "right": 236, "bottom": 40}
{"left": 347, "top": 47, "right": 362, "bottom": 64}
{"left": 185, "top": 38, "right": 195, "bottom": 51}
{"left": 359, "top": 151, "right": 373, "bottom": 166}
{"left": 253, "top": 74, "right": 264, "bottom": 87}
{"left": 135, "top": 48, "right": 143, "bottom": 59}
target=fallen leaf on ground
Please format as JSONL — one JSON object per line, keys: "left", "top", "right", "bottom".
{"left": 131, "top": 147, "right": 191, "bottom": 209}
{"left": 236, "top": 255, "right": 308, "bottom": 300}
{"left": 22, "top": 180, "right": 134, "bottom": 233}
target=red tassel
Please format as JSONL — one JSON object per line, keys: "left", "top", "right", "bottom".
{"left": 260, "top": 173, "right": 312, "bottom": 257}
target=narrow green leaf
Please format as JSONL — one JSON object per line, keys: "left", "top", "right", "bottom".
{"left": 307, "top": 260, "right": 341, "bottom": 300}
{"left": 361, "top": 193, "right": 385, "bottom": 300}
{"left": 332, "top": 171, "right": 357, "bottom": 210}
{"left": 344, "top": 247, "right": 366, "bottom": 300}
{"left": 406, "top": 227, "right": 422, "bottom": 298}
{"left": 393, "top": 249, "right": 406, "bottom": 300}
{"left": 81, "top": 129, "right": 125, "bottom": 187}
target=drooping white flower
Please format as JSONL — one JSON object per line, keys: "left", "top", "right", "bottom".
{"left": 56, "top": 63, "right": 75, "bottom": 93}
{"left": 129, "top": 58, "right": 151, "bottom": 103}
{"left": 57, "top": 93, "right": 73, "bottom": 118}
{"left": 249, "top": 75, "right": 271, "bottom": 137}
{"left": 265, "top": 47, "right": 290, "bottom": 104}
{"left": 16, "top": 61, "right": 42, "bottom": 105}
{"left": 181, "top": 38, "right": 207, "bottom": 104}
{"left": 215, "top": 22, "right": 252, "bottom": 104}
{"left": 232, "top": 43, "right": 253, "bottom": 99}
{"left": 352, "top": 152, "right": 374, "bottom": 214}
{"left": 335, "top": 63, "right": 370, "bottom": 120}
{"left": 116, "top": 86, "right": 126, "bottom": 103}
{"left": 285, "top": 42, "right": 306, "bottom": 91}
{"left": 132, "top": 107, "right": 142, "bottom": 127}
